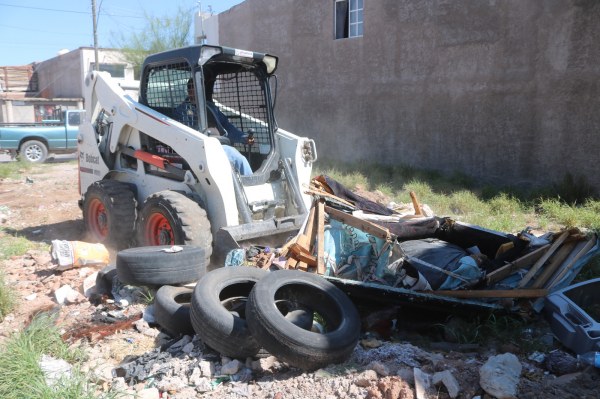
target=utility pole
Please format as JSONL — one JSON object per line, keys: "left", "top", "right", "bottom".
{"left": 91, "top": 0, "right": 99, "bottom": 70}
{"left": 198, "top": 1, "right": 206, "bottom": 44}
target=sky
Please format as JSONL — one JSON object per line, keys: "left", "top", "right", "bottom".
{"left": 0, "top": 0, "right": 245, "bottom": 66}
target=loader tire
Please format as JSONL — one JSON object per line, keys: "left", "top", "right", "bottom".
{"left": 19, "top": 140, "right": 48, "bottom": 163}
{"left": 246, "top": 270, "right": 361, "bottom": 371}
{"left": 154, "top": 285, "right": 194, "bottom": 337}
{"left": 116, "top": 245, "right": 207, "bottom": 286}
{"left": 83, "top": 180, "right": 137, "bottom": 247}
{"left": 137, "top": 191, "right": 212, "bottom": 265}
{"left": 190, "top": 267, "right": 267, "bottom": 358}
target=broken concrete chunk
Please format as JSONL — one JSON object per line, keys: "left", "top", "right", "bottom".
{"left": 368, "top": 360, "right": 390, "bottom": 376}
{"left": 82, "top": 272, "right": 99, "bottom": 297}
{"left": 199, "top": 359, "right": 215, "bottom": 378}
{"left": 354, "top": 369, "right": 378, "bottom": 387}
{"left": 54, "top": 284, "right": 84, "bottom": 305}
{"left": 432, "top": 370, "right": 460, "bottom": 398}
{"left": 39, "top": 355, "right": 72, "bottom": 387}
{"left": 251, "top": 355, "right": 279, "bottom": 372}
{"left": 221, "top": 359, "right": 242, "bottom": 375}
{"left": 479, "top": 353, "right": 522, "bottom": 399}
{"left": 361, "top": 337, "right": 383, "bottom": 348}
{"left": 413, "top": 368, "right": 433, "bottom": 399}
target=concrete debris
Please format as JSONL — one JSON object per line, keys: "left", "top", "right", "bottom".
{"left": 54, "top": 284, "right": 84, "bottom": 305}
{"left": 39, "top": 355, "right": 72, "bottom": 387}
{"left": 432, "top": 370, "right": 460, "bottom": 398}
{"left": 221, "top": 359, "right": 242, "bottom": 375}
{"left": 368, "top": 361, "right": 390, "bottom": 376}
{"left": 479, "top": 353, "right": 522, "bottom": 399}
{"left": 24, "top": 292, "right": 37, "bottom": 301}
{"left": 353, "top": 369, "right": 378, "bottom": 387}
{"left": 413, "top": 367, "right": 433, "bottom": 399}
{"left": 361, "top": 337, "right": 384, "bottom": 348}
{"left": 250, "top": 355, "right": 279, "bottom": 372}
{"left": 199, "top": 359, "right": 215, "bottom": 377}
{"left": 82, "top": 271, "right": 98, "bottom": 297}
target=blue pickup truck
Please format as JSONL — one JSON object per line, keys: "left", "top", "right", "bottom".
{"left": 0, "top": 109, "right": 84, "bottom": 163}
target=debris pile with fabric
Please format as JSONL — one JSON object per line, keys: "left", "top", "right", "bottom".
{"left": 236, "top": 175, "right": 599, "bottom": 312}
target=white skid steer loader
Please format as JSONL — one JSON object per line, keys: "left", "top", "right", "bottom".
{"left": 78, "top": 45, "right": 317, "bottom": 267}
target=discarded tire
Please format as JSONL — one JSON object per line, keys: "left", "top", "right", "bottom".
{"left": 246, "top": 270, "right": 361, "bottom": 370}
{"left": 116, "top": 245, "right": 207, "bottom": 286}
{"left": 154, "top": 285, "right": 194, "bottom": 337}
{"left": 191, "top": 267, "right": 267, "bottom": 358}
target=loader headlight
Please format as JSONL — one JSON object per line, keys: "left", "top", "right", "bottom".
{"left": 263, "top": 55, "right": 278, "bottom": 74}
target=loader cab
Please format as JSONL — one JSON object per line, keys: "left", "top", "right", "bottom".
{"left": 139, "top": 45, "right": 279, "bottom": 176}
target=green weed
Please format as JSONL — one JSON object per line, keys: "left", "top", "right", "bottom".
{"left": 0, "top": 160, "right": 34, "bottom": 179}
{"left": 313, "top": 161, "right": 600, "bottom": 235}
{"left": 0, "top": 271, "right": 15, "bottom": 322}
{"left": 0, "top": 313, "right": 119, "bottom": 399}
{"left": 0, "top": 229, "right": 45, "bottom": 260}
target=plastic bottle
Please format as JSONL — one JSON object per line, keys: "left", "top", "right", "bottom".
{"left": 577, "top": 352, "right": 600, "bottom": 368}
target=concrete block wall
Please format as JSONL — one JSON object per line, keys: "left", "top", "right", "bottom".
{"left": 216, "top": 0, "right": 600, "bottom": 191}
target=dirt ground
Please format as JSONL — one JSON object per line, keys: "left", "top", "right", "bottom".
{"left": 0, "top": 160, "right": 599, "bottom": 398}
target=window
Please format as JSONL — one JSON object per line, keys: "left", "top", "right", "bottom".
{"left": 90, "top": 63, "right": 126, "bottom": 78}
{"left": 144, "top": 64, "right": 191, "bottom": 109}
{"left": 68, "top": 111, "right": 82, "bottom": 126}
{"left": 335, "top": 0, "right": 363, "bottom": 39}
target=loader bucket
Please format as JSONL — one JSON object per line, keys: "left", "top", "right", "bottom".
{"left": 211, "top": 214, "right": 306, "bottom": 270}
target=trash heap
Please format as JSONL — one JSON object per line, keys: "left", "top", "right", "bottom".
{"left": 238, "top": 175, "right": 599, "bottom": 309}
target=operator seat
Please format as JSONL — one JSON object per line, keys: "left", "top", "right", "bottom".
{"left": 206, "top": 104, "right": 231, "bottom": 146}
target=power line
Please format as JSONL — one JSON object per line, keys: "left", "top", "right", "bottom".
{"left": 0, "top": 23, "right": 89, "bottom": 36}
{"left": 0, "top": 1, "right": 143, "bottom": 18}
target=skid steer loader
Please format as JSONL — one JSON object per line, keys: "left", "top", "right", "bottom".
{"left": 78, "top": 45, "right": 317, "bottom": 266}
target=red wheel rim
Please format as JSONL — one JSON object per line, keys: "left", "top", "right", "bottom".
{"left": 145, "top": 213, "right": 175, "bottom": 245}
{"left": 87, "top": 198, "right": 109, "bottom": 239}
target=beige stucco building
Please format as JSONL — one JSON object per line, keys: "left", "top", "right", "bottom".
{"left": 0, "top": 47, "right": 134, "bottom": 123}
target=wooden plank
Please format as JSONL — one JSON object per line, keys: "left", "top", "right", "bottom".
{"left": 324, "top": 205, "right": 392, "bottom": 241}
{"left": 432, "top": 289, "right": 548, "bottom": 299}
{"left": 304, "top": 188, "right": 355, "bottom": 208}
{"left": 317, "top": 200, "right": 326, "bottom": 275}
{"left": 517, "top": 231, "right": 570, "bottom": 288}
{"left": 294, "top": 234, "right": 311, "bottom": 270}
{"left": 485, "top": 244, "right": 551, "bottom": 285}
{"left": 409, "top": 191, "right": 423, "bottom": 216}
{"left": 289, "top": 242, "right": 317, "bottom": 266}
{"left": 530, "top": 241, "right": 577, "bottom": 289}
{"left": 546, "top": 238, "right": 596, "bottom": 288}
{"left": 285, "top": 256, "right": 298, "bottom": 269}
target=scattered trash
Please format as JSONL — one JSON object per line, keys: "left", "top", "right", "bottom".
{"left": 544, "top": 277, "right": 600, "bottom": 354}
{"left": 24, "top": 293, "right": 37, "bottom": 301}
{"left": 50, "top": 240, "right": 109, "bottom": 270}
{"left": 39, "top": 355, "right": 72, "bottom": 387}
{"left": 160, "top": 245, "right": 183, "bottom": 253}
{"left": 577, "top": 351, "right": 600, "bottom": 368}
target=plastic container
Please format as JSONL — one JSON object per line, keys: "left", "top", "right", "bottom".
{"left": 578, "top": 352, "right": 600, "bottom": 368}
{"left": 544, "top": 278, "right": 600, "bottom": 355}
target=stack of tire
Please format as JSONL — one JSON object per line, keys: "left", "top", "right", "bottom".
{"left": 116, "top": 245, "right": 361, "bottom": 371}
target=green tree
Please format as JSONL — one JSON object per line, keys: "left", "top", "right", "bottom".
{"left": 113, "top": 5, "right": 194, "bottom": 79}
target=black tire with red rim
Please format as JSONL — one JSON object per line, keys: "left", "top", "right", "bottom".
{"left": 136, "top": 190, "right": 212, "bottom": 264}
{"left": 83, "top": 180, "right": 137, "bottom": 246}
